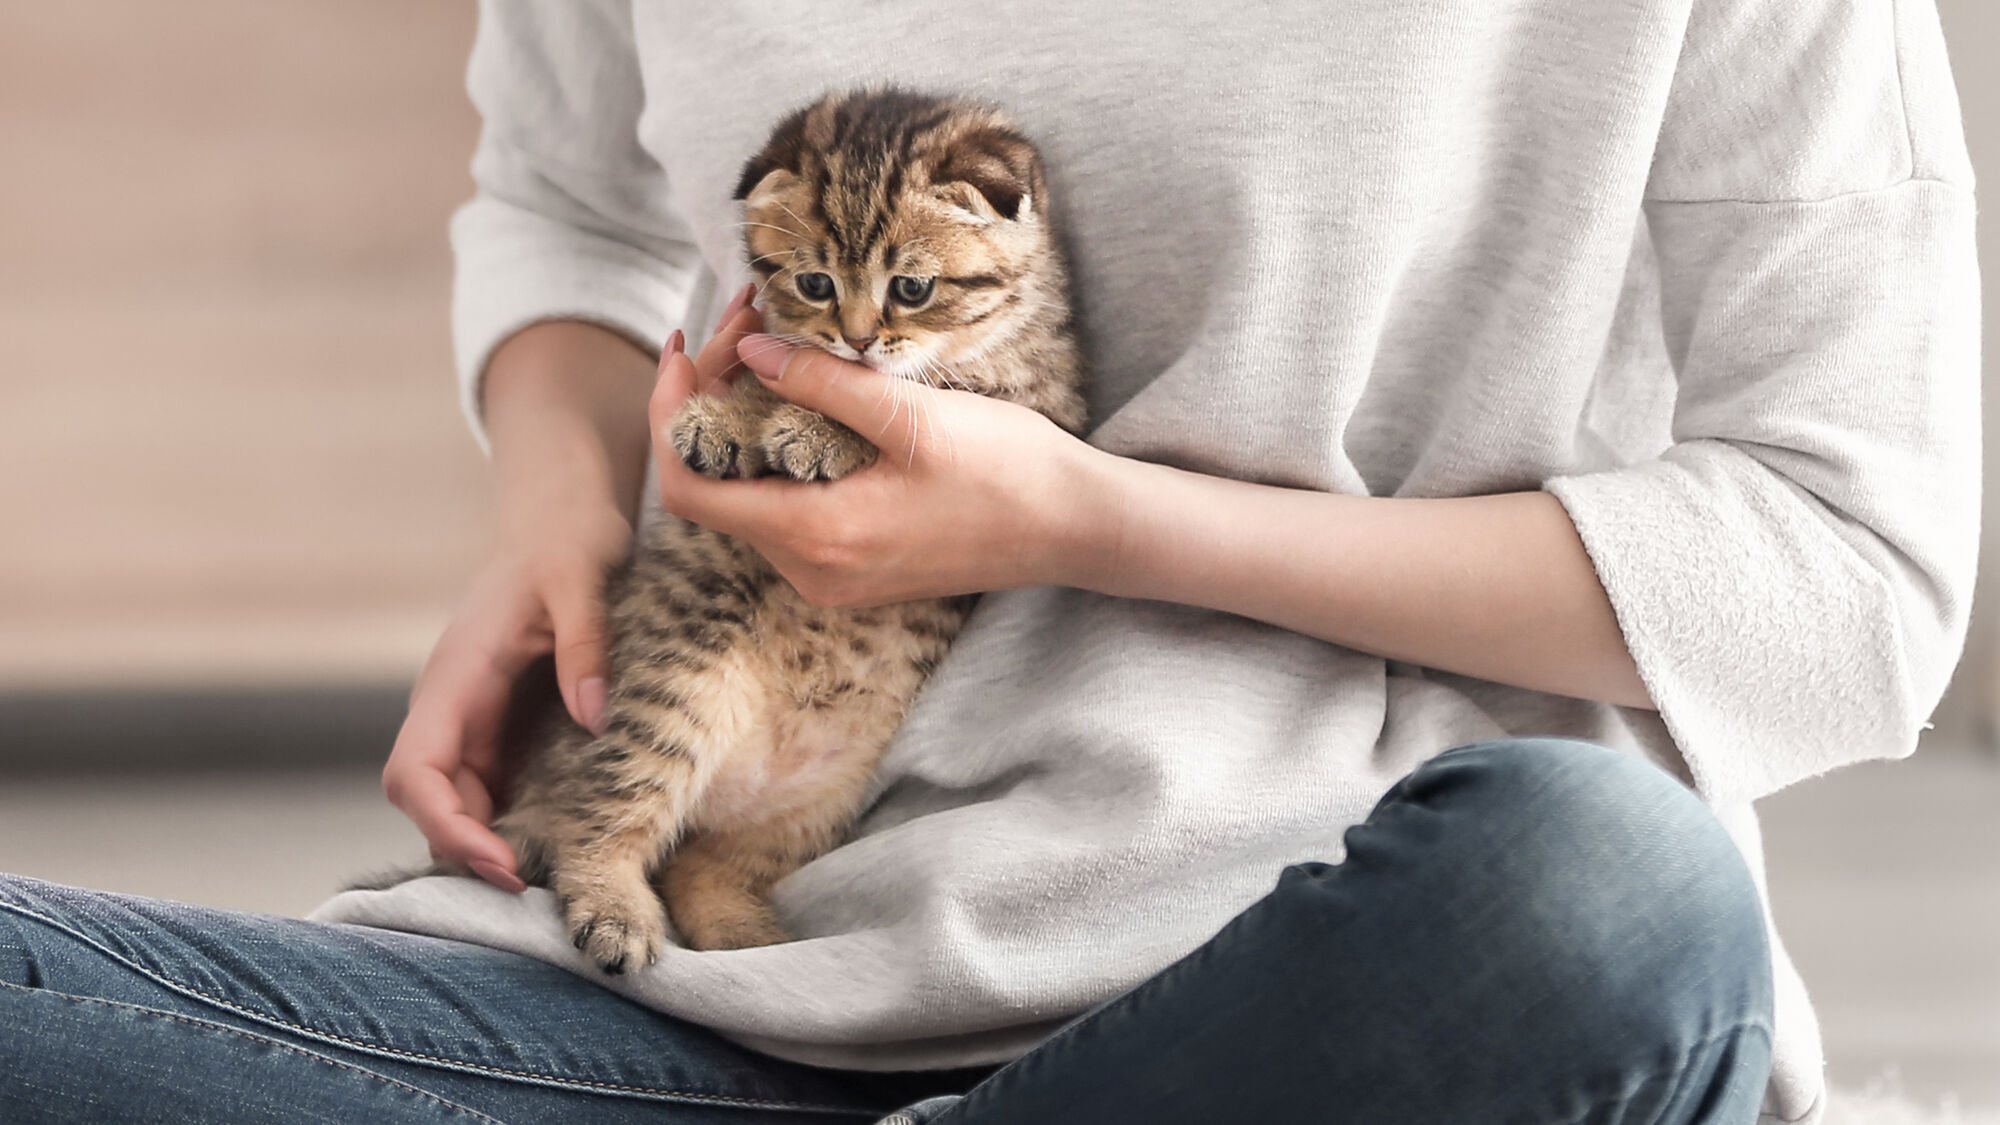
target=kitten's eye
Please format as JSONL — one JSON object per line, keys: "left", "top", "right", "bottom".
{"left": 795, "top": 272, "right": 835, "bottom": 301}
{"left": 890, "top": 276, "right": 935, "bottom": 306}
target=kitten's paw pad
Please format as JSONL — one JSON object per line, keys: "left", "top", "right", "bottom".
{"left": 670, "top": 398, "right": 766, "bottom": 479}
{"left": 761, "top": 410, "right": 877, "bottom": 482}
{"left": 565, "top": 896, "right": 668, "bottom": 974}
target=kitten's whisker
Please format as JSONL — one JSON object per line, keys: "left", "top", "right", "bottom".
{"left": 899, "top": 362, "right": 951, "bottom": 467}
{"left": 915, "top": 360, "right": 962, "bottom": 466}
{"left": 888, "top": 377, "right": 923, "bottom": 470}
{"left": 927, "top": 356, "right": 975, "bottom": 396}
{"left": 771, "top": 201, "right": 816, "bottom": 241}
{"left": 733, "top": 219, "right": 811, "bottom": 241}
{"left": 867, "top": 373, "right": 907, "bottom": 448}
{"left": 752, "top": 265, "right": 798, "bottom": 304}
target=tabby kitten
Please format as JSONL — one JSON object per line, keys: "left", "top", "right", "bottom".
{"left": 492, "top": 89, "right": 1086, "bottom": 971}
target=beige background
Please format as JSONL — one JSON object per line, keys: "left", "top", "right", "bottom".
{"left": 0, "top": 3, "right": 485, "bottom": 692}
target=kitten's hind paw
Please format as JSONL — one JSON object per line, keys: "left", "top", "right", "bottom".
{"left": 681, "top": 909, "right": 792, "bottom": 952}
{"left": 563, "top": 893, "right": 669, "bottom": 974}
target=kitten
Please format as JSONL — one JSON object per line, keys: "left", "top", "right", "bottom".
{"left": 490, "top": 89, "right": 1086, "bottom": 971}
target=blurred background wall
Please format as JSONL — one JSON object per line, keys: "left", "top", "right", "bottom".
{"left": 1, "top": 2, "right": 486, "bottom": 765}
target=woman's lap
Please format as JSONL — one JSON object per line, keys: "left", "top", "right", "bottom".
{"left": 928, "top": 738, "right": 1776, "bottom": 1123}
{"left": 0, "top": 737, "right": 1775, "bottom": 1124}
{"left": 0, "top": 875, "right": 975, "bottom": 1123}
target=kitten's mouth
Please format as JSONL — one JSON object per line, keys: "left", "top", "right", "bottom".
{"left": 827, "top": 342, "right": 879, "bottom": 369}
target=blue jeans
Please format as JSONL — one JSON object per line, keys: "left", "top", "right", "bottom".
{"left": 0, "top": 738, "right": 1773, "bottom": 1123}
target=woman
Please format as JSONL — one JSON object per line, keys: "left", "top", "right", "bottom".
{"left": 0, "top": 2, "right": 1977, "bottom": 1122}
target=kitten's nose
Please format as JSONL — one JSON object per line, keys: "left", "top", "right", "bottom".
{"left": 842, "top": 334, "right": 877, "bottom": 354}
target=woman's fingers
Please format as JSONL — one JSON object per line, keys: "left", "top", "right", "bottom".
{"left": 735, "top": 334, "right": 926, "bottom": 458}
{"left": 715, "top": 281, "right": 754, "bottom": 332}
{"left": 649, "top": 330, "right": 696, "bottom": 438}
{"left": 381, "top": 595, "right": 535, "bottom": 890}
{"left": 694, "top": 301, "right": 763, "bottom": 393}
{"left": 383, "top": 699, "right": 523, "bottom": 888}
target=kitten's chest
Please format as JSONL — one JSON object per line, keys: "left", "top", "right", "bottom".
{"left": 691, "top": 590, "right": 970, "bottom": 830}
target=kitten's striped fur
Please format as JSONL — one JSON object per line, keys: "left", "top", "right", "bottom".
{"left": 493, "top": 89, "right": 1086, "bottom": 970}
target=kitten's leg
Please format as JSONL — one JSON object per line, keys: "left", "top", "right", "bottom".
{"left": 670, "top": 380, "right": 780, "bottom": 478}
{"left": 520, "top": 642, "right": 775, "bottom": 974}
{"left": 655, "top": 826, "right": 806, "bottom": 952}
{"left": 535, "top": 521, "right": 788, "bottom": 972}
{"left": 540, "top": 638, "right": 792, "bottom": 973}
{"left": 661, "top": 691, "right": 918, "bottom": 952}
{"left": 759, "top": 402, "right": 877, "bottom": 481}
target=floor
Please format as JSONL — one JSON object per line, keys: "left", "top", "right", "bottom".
{"left": 0, "top": 745, "right": 1994, "bottom": 1113}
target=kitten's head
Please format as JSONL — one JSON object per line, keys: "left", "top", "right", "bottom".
{"left": 735, "top": 89, "right": 1061, "bottom": 385}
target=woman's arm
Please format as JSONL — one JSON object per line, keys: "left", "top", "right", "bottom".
{"left": 484, "top": 320, "right": 656, "bottom": 531}
{"left": 381, "top": 321, "right": 653, "bottom": 887}
{"left": 385, "top": 0, "right": 715, "bottom": 882}
{"left": 650, "top": 334, "right": 1653, "bottom": 712}
{"left": 1071, "top": 456, "right": 1651, "bottom": 710}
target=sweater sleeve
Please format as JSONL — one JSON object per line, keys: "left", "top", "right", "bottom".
{"left": 1542, "top": 0, "right": 1980, "bottom": 804}
{"left": 450, "top": 0, "right": 706, "bottom": 451}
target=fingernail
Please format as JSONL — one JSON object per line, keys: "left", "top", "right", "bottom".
{"left": 666, "top": 329, "right": 685, "bottom": 357}
{"left": 737, "top": 333, "right": 794, "bottom": 380}
{"left": 579, "top": 676, "right": 609, "bottom": 735}
{"left": 470, "top": 860, "right": 527, "bottom": 895}
{"left": 717, "top": 283, "right": 755, "bottom": 330}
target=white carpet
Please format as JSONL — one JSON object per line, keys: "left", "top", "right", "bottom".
{"left": 1823, "top": 1084, "right": 2000, "bottom": 1125}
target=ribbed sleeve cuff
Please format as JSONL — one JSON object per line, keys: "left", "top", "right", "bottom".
{"left": 449, "top": 194, "right": 702, "bottom": 453}
{"left": 1544, "top": 444, "right": 1920, "bottom": 804}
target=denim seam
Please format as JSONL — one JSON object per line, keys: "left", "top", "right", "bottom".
{"left": 1540, "top": 1022, "right": 1777, "bottom": 1125}
{"left": 0, "top": 898, "right": 877, "bottom": 1118}
{"left": 0, "top": 980, "right": 507, "bottom": 1125}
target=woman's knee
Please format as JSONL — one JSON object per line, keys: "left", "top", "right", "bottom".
{"left": 1275, "top": 738, "right": 1773, "bottom": 1037}
{"left": 0, "top": 873, "right": 48, "bottom": 988}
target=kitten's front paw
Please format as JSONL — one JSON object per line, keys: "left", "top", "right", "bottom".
{"left": 761, "top": 406, "right": 877, "bottom": 481}
{"left": 563, "top": 889, "right": 669, "bottom": 974}
{"left": 670, "top": 396, "right": 768, "bottom": 479}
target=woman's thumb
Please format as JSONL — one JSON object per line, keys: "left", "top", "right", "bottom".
{"left": 735, "top": 334, "right": 922, "bottom": 455}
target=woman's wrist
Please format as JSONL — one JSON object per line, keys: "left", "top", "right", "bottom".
{"left": 482, "top": 320, "right": 658, "bottom": 530}
{"left": 1041, "top": 442, "right": 1163, "bottom": 599}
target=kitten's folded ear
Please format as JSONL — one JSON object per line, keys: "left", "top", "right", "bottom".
{"left": 936, "top": 125, "right": 1043, "bottom": 221}
{"left": 734, "top": 105, "right": 813, "bottom": 200}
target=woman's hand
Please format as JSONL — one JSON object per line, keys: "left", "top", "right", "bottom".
{"left": 380, "top": 503, "right": 632, "bottom": 892}
{"left": 649, "top": 332, "right": 1110, "bottom": 607}
{"left": 380, "top": 294, "right": 765, "bottom": 889}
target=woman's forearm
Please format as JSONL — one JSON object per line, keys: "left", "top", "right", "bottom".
{"left": 481, "top": 320, "right": 659, "bottom": 528}
{"left": 1065, "top": 452, "right": 1655, "bottom": 711}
